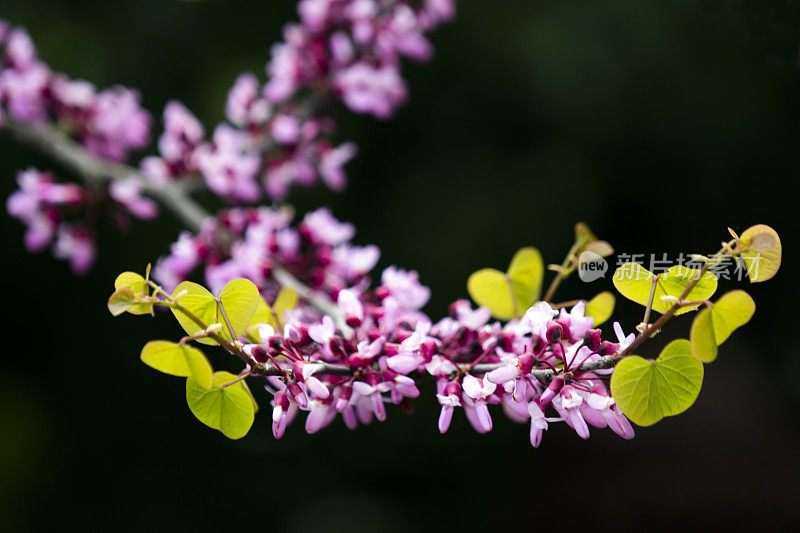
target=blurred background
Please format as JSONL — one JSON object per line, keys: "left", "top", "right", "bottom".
{"left": 1, "top": 0, "right": 798, "bottom": 530}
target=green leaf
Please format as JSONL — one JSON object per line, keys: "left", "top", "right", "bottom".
{"left": 508, "top": 247, "right": 545, "bottom": 315}
{"left": 467, "top": 269, "right": 514, "bottom": 320}
{"left": 612, "top": 263, "right": 717, "bottom": 315}
{"left": 689, "top": 308, "right": 717, "bottom": 363}
{"left": 114, "top": 271, "right": 152, "bottom": 315}
{"left": 573, "top": 222, "right": 613, "bottom": 257}
{"left": 611, "top": 339, "right": 704, "bottom": 426}
{"left": 107, "top": 288, "right": 135, "bottom": 316}
{"left": 140, "top": 340, "right": 213, "bottom": 389}
{"left": 690, "top": 290, "right": 755, "bottom": 363}
{"left": 574, "top": 222, "right": 597, "bottom": 250}
{"left": 186, "top": 371, "right": 255, "bottom": 439}
{"left": 171, "top": 279, "right": 260, "bottom": 345}
{"left": 218, "top": 279, "right": 261, "bottom": 341}
{"left": 709, "top": 290, "right": 756, "bottom": 343}
{"left": 468, "top": 247, "right": 544, "bottom": 320}
{"left": 585, "top": 291, "right": 615, "bottom": 326}
{"left": 740, "top": 224, "right": 781, "bottom": 283}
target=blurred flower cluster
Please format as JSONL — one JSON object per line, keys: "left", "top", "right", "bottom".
{"left": 144, "top": 0, "right": 454, "bottom": 200}
{"left": 2, "top": 1, "right": 454, "bottom": 272}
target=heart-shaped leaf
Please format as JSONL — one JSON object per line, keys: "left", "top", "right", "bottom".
{"left": 573, "top": 222, "right": 613, "bottom": 257}
{"left": 585, "top": 291, "right": 615, "bottom": 326}
{"left": 690, "top": 290, "right": 755, "bottom": 363}
{"left": 140, "top": 340, "right": 212, "bottom": 389}
{"left": 613, "top": 263, "right": 717, "bottom": 315}
{"left": 186, "top": 371, "right": 255, "bottom": 439}
{"left": 107, "top": 288, "right": 135, "bottom": 316}
{"left": 114, "top": 271, "right": 152, "bottom": 315}
{"left": 739, "top": 224, "right": 781, "bottom": 283}
{"left": 171, "top": 279, "right": 260, "bottom": 345}
{"left": 467, "top": 247, "right": 544, "bottom": 320}
{"left": 610, "top": 339, "right": 704, "bottom": 426}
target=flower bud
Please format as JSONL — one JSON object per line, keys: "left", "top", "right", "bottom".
{"left": 545, "top": 321, "right": 563, "bottom": 344}
{"left": 420, "top": 340, "right": 437, "bottom": 361}
{"left": 249, "top": 344, "right": 269, "bottom": 363}
{"left": 518, "top": 353, "right": 534, "bottom": 375}
{"left": 555, "top": 318, "right": 572, "bottom": 342}
{"left": 345, "top": 314, "right": 362, "bottom": 328}
{"left": 268, "top": 335, "right": 285, "bottom": 351}
{"left": 531, "top": 334, "right": 547, "bottom": 356}
{"left": 442, "top": 380, "right": 460, "bottom": 397}
{"left": 583, "top": 328, "right": 603, "bottom": 352}
{"left": 499, "top": 332, "right": 515, "bottom": 352}
{"left": 598, "top": 341, "right": 620, "bottom": 356}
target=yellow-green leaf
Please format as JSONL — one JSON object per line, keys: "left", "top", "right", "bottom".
{"left": 468, "top": 248, "right": 544, "bottom": 320}
{"left": 171, "top": 281, "right": 219, "bottom": 345}
{"left": 218, "top": 279, "right": 261, "bottom": 341}
{"left": 186, "top": 371, "right": 254, "bottom": 439}
{"left": 574, "top": 222, "right": 597, "bottom": 250}
{"left": 611, "top": 339, "right": 704, "bottom": 426}
{"left": 690, "top": 290, "right": 755, "bottom": 362}
{"left": 140, "top": 340, "right": 212, "bottom": 389}
{"left": 689, "top": 308, "right": 717, "bottom": 363}
{"left": 710, "top": 290, "right": 755, "bottom": 344}
{"left": 740, "top": 224, "right": 781, "bottom": 283}
{"left": 468, "top": 269, "right": 513, "bottom": 320}
{"left": 585, "top": 291, "right": 615, "bottom": 326}
{"left": 107, "top": 288, "right": 135, "bottom": 316}
{"left": 114, "top": 271, "right": 152, "bottom": 315}
{"left": 613, "top": 263, "right": 717, "bottom": 315}
{"left": 508, "top": 247, "right": 544, "bottom": 315}
{"left": 171, "top": 279, "right": 260, "bottom": 345}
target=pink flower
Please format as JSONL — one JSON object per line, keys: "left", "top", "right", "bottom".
{"left": 0, "top": 62, "right": 50, "bottom": 122}
{"left": 195, "top": 124, "right": 261, "bottom": 202}
{"left": 552, "top": 386, "right": 590, "bottom": 440}
{"left": 109, "top": 178, "right": 158, "bottom": 220}
{"left": 158, "top": 101, "right": 204, "bottom": 165}
{"left": 86, "top": 86, "right": 150, "bottom": 161}
{"left": 334, "top": 62, "right": 407, "bottom": 119}
{"left": 436, "top": 380, "right": 461, "bottom": 433}
{"left": 462, "top": 374, "right": 496, "bottom": 432}
{"left": 225, "top": 72, "right": 270, "bottom": 127}
{"left": 292, "top": 361, "right": 330, "bottom": 400}
{"left": 527, "top": 401, "right": 562, "bottom": 448}
{"left": 319, "top": 142, "right": 357, "bottom": 191}
{"left": 301, "top": 207, "right": 355, "bottom": 246}
{"left": 380, "top": 266, "right": 430, "bottom": 310}
{"left": 53, "top": 224, "right": 95, "bottom": 275}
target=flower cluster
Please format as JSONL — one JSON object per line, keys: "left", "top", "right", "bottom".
{"left": 1, "top": 21, "right": 157, "bottom": 272}
{"left": 139, "top": 0, "right": 455, "bottom": 201}
{"left": 153, "top": 206, "right": 380, "bottom": 296}
{"left": 0, "top": 21, "right": 151, "bottom": 159}
{"left": 256, "top": 292, "right": 636, "bottom": 445}
{"left": 4, "top": 2, "right": 453, "bottom": 272}
{"left": 154, "top": 205, "right": 635, "bottom": 446}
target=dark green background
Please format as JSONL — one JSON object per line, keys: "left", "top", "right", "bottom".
{"left": 1, "top": 0, "right": 798, "bottom": 530}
